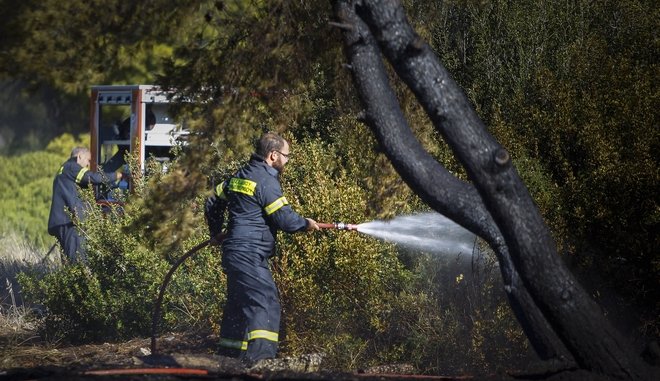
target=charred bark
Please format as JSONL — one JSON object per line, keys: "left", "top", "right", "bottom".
{"left": 332, "top": 0, "right": 651, "bottom": 379}
{"left": 331, "top": 0, "right": 570, "bottom": 364}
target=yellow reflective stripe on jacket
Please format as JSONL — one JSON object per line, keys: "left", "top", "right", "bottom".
{"left": 75, "top": 168, "right": 89, "bottom": 184}
{"left": 58, "top": 166, "right": 64, "bottom": 175}
{"left": 227, "top": 178, "right": 257, "bottom": 196}
{"left": 215, "top": 182, "right": 227, "bottom": 200}
{"left": 264, "top": 196, "right": 288, "bottom": 215}
{"left": 218, "top": 338, "right": 248, "bottom": 351}
{"left": 247, "top": 330, "right": 279, "bottom": 342}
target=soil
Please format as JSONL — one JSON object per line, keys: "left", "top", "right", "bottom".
{"left": 0, "top": 327, "right": 631, "bottom": 381}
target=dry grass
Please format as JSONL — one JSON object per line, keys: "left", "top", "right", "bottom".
{"left": 0, "top": 232, "right": 60, "bottom": 351}
{"left": 0, "top": 304, "right": 40, "bottom": 341}
{"left": 0, "top": 232, "right": 60, "bottom": 305}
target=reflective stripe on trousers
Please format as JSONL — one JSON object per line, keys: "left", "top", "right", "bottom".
{"left": 219, "top": 259, "right": 281, "bottom": 362}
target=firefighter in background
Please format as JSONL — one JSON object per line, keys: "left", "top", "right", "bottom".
{"left": 48, "top": 147, "right": 123, "bottom": 263}
{"left": 205, "top": 132, "right": 319, "bottom": 365}
{"left": 103, "top": 107, "right": 157, "bottom": 172}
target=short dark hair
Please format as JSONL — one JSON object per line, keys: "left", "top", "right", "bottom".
{"left": 256, "top": 132, "right": 286, "bottom": 157}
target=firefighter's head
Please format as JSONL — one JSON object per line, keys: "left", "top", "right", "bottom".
{"left": 258, "top": 132, "right": 290, "bottom": 173}
{"left": 71, "top": 147, "right": 91, "bottom": 168}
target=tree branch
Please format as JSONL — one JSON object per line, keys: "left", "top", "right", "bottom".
{"left": 343, "top": 0, "right": 648, "bottom": 378}
{"left": 332, "top": 0, "right": 571, "bottom": 363}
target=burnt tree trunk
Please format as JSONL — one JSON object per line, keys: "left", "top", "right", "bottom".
{"left": 331, "top": 1, "right": 571, "bottom": 364}
{"left": 331, "top": 0, "right": 650, "bottom": 379}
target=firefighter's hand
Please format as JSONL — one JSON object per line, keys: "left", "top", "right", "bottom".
{"left": 116, "top": 171, "right": 130, "bottom": 183}
{"left": 306, "top": 218, "right": 320, "bottom": 231}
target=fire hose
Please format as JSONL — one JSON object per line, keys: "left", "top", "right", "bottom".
{"left": 150, "top": 222, "right": 355, "bottom": 354}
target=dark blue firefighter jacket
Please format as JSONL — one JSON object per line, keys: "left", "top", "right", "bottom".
{"left": 48, "top": 157, "right": 118, "bottom": 234}
{"left": 205, "top": 154, "right": 308, "bottom": 271}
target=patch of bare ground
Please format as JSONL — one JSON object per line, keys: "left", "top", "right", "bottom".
{"left": 0, "top": 328, "right": 633, "bottom": 381}
{"left": 1, "top": 307, "right": 653, "bottom": 381}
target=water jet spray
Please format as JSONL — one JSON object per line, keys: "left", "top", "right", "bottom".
{"left": 327, "top": 213, "right": 479, "bottom": 256}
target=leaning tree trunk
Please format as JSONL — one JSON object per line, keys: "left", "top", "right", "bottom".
{"left": 331, "top": 0, "right": 572, "bottom": 364}
{"left": 332, "top": 0, "right": 650, "bottom": 379}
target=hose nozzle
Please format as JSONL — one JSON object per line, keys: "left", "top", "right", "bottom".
{"left": 335, "top": 222, "right": 358, "bottom": 231}
{"left": 318, "top": 222, "right": 358, "bottom": 231}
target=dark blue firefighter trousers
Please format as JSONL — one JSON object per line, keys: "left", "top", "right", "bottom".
{"left": 218, "top": 260, "right": 281, "bottom": 363}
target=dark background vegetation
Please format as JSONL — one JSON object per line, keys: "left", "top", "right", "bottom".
{"left": 0, "top": 0, "right": 657, "bottom": 375}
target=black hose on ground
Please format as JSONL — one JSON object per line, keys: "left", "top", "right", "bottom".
{"left": 150, "top": 238, "right": 214, "bottom": 355}
{"left": 41, "top": 243, "right": 58, "bottom": 265}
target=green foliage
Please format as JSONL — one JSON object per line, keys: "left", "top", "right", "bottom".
{"left": 0, "top": 0, "right": 203, "bottom": 151}
{"left": 18, "top": 194, "right": 167, "bottom": 341}
{"left": 17, "top": 156, "right": 225, "bottom": 342}
{"left": 45, "top": 133, "right": 90, "bottom": 157}
{"left": 159, "top": 0, "right": 343, "bottom": 167}
{"left": 0, "top": 0, "right": 197, "bottom": 93}
{"left": 404, "top": 0, "right": 658, "bottom": 328}
{"left": 264, "top": 137, "right": 529, "bottom": 372}
{"left": 165, "top": 243, "right": 225, "bottom": 332}
{"left": 3, "top": 0, "right": 657, "bottom": 370}
{"left": 0, "top": 152, "right": 60, "bottom": 247}
{"left": 274, "top": 136, "right": 412, "bottom": 367}
{"left": 395, "top": 250, "right": 531, "bottom": 374}
{"left": 0, "top": 133, "right": 89, "bottom": 247}
{"left": 529, "top": 31, "right": 658, "bottom": 266}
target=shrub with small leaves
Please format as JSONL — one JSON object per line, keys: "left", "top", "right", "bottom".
{"left": 18, "top": 157, "right": 224, "bottom": 342}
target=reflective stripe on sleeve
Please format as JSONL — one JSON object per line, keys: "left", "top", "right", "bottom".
{"left": 247, "top": 330, "right": 279, "bottom": 342}
{"left": 218, "top": 337, "right": 248, "bottom": 351}
{"left": 264, "top": 197, "right": 288, "bottom": 215}
{"left": 75, "top": 168, "right": 89, "bottom": 184}
{"left": 227, "top": 178, "right": 257, "bottom": 196}
{"left": 215, "top": 182, "right": 227, "bottom": 200}
{"left": 58, "top": 166, "right": 64, "bottom": 175}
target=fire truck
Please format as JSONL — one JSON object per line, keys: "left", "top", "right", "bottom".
{"left": 89, "top": 85, "right": 188, "bottom": 202}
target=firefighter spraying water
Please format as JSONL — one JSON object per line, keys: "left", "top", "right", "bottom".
{"left": 152, "top": 212, "right": 477, "bottom": 355}
{"left": 148, "top": 132, "right": 476, "bottom": 362}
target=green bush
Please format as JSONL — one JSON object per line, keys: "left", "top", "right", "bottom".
{"left": 0, "top": 151, "right": 61, "bottom": 247}
{"left": 273, "top": 136, "right": 411, "bottom": 366}
{"left": 17, "top": 158, "right": 224, "bottom": 342}
{"left": 269, "top": 136, "right": 530, "bottom": 372}
{"left": 18, "top": 200, "right": 169, "bottom": 341}
{"left": 413, "top": 0, "right": 658, "bottom": 330}
{"left": 165, "top": 237, "right": 225, "bottom": 333}
{"left": 12, "top": 133, "right": 531, "bottom": 373}
{"left": 0, "top": 133, "right": 89, "bottom": 248}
